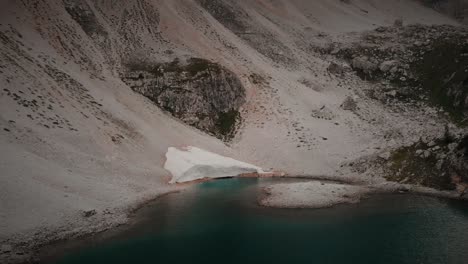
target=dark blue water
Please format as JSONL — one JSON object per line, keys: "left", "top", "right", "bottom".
{"left": 54, "top": 178, "right": 468, "bottom": 264}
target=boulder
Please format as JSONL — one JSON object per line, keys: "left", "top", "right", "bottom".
{"left": 351, "top": 56, "right": 378, "bottom": 74}
{"left": 394, "top": 19, "right": 404, "bottom": 27}
{"left": 379, "top": 60, "right": 398, "bottom": 72}
{"left": 327, "top": 62, "right": 346, "bottom": 76}
{"left": 423, "top": 150, "right": 431, "bottom": 158}
{"left": 81, "top": 209, "right": 97, "bottom": 218}
{"left": 1, "top": 244, "right": 12, "bottom": 253}
{"left": 341, "top": 96, "right": 358, "bottom": 111}
{"left": 379, "top": 152, "right": 391, "bottom": 160}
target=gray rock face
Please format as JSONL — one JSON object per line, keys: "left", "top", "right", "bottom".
{"left": 121, "top": 58, "right": 246, "bottom": 140}
{"left": 351, "top": 56, "right": 378, "bottom": 75}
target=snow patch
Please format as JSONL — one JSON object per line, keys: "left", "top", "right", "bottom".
{"left": 164, "top": 146, "right": 264, "bottom": 183}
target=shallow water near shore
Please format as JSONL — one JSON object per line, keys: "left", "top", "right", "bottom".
{"left": 53, "top": 178, "right": 468, "bottom": 264}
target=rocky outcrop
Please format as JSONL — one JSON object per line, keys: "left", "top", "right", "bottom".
{"left": 121, "top": 58, "right": 246, "bottom": 140}
{"left": 382, "top": 128, "right": 468, "bottom": 191}
{"left": 319, "top": 24, "right": 468, "bottom": 191}
{"left": 330, "top": 24, "right": 468, "bottom": 125}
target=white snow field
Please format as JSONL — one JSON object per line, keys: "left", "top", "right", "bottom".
{"left": 165, "top": 146, "right": 264, "bottom": 183}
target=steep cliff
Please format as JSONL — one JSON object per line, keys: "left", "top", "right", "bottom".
{"left": 121, "top": 58, "right": 245, "bottom": 140}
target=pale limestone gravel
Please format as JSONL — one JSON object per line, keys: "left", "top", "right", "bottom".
{"left": 260, "top": 182, "right": 370, "bottom": 208}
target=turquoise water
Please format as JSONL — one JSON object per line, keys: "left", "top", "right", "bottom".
{"left": 54, "top": 178, "right": 468, "bottom": 264}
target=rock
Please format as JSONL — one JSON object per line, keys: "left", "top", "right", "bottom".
{"left": 415, "top": 149, "right": 424, "bottom": 155}
{"left": 122, "top": 58, "right": 246, "bottom": 140}
{"left": 317, "top": 32, "right": 327, "bottom": 37}
{"left": 81, "top": 209, "right": 97, "bottom": 218}
{"left": 423, "top": 150, "right": 431, "bottom": 158}
{"left": 330, "top": 47, "right": 341, "bottom": 55}
{"left": 379, "top": 152, "right": 391, "bottom": 160}
{"left": 327, "top": 62, "right": 346, "bottom": 76}
{"left": 448, "top": 143, "right": 458, "bottom": 152}
{"left": 394, "top": 19, "right": 403, "bottom": 28}
{"left": 351, "top": 56, "right": 378, "bottom": 74}
{"left": 427, "top": 141, "right": 436, "bottom": 147}
{"left": 386, "top": 90, "right": 397, "bottom": 97}
{"left": 399, "top": 177, "right": 409, "bottom": 184}
{"left": 421, "top": 136, "right": 429, "bottom": 144}
{"left": 341, "top": 96, "right": 358, "bottom": 111}
{"left": 379, "top": 60, "right": 398, "bottom": 72}
{"left": 375, "top": 26, "right": 387, "bottom": 33}
{"left": 1, "top": 244, "right": 12, "bottom": 253}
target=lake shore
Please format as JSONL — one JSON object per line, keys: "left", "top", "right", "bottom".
{"left": 259, "top": 179, "right": 468, "bottom": 209}
{"left": 29, "top": 177, "right": 468, "bottom": 264}
{"left": 4, "top": 176, "right": 468, "bottom": 264}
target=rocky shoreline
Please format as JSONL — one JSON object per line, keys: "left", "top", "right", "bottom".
{"left": 3, "top": 173, "right": 468, "bottom": 264}
{"left": 259, "top": 178, "right": 468, "bottom": 209}
{"left": 0, "top": 189, "right": 180, "bottom": 264}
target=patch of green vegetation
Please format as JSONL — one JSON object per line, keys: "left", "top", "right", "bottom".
{"left": 216, "top": 109, "right": 240, "bottom": 139}
{"left": 385, "top": 142, "right": 456, "bottom": 190}
{"left": 411, "top": 38, "right": 468, "bottom": 126}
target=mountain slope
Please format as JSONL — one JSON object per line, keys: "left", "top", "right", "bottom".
{"left": 0, "top": 0, "right": 462, "bottom": 261}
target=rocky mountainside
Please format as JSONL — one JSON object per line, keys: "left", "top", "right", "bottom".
{"left": 328, "top": 24, "right": 468, "bottom": 125}
{"left": 0, "top": 0, "right": 466, "bottom": 262}
{"left": 121, "top": 58, "right": 245, "bottom": 140}
{"left": 318, "top": 24, "right": 468, "bottom": 189}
